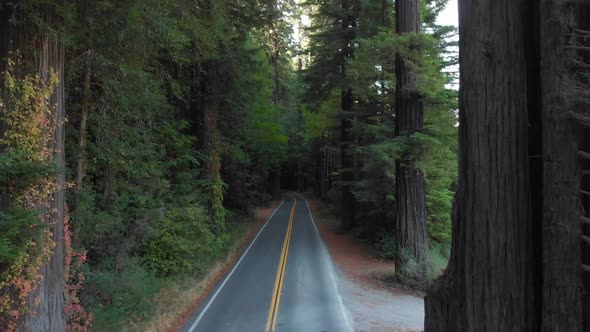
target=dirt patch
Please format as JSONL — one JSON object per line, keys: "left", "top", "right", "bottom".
{"left": 306, "top": 198, "right": 424, "bottom": 332}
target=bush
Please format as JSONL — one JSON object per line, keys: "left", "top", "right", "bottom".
{"left": 145, "top": 205, "right": 225, "bottom": 277}
{"left": 82, "top": 257, "right": 161, "bottom": 331}
{"left": 427, "top": 243, "right": 450, "bottom": 281}
{"left": 375, "top": 233, "right": 396, "bottom": 260}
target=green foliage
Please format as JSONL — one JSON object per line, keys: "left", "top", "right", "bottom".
{"left": 146, "top": 206, "right": 224, "bottom": 277}
{"left": 0, "top": 207, "right": 40, "bottom": 271}
{"left": 1, "top": 0, "right": 458, "bottom": 327}
{"left": 0, "top": 57, "right": 62, "bottom": 328}
{"left": 376, "top": 233, "right": 396, "bottom": 260}
{"left": 82, "top": 257, "right": 161, "bottom": 331}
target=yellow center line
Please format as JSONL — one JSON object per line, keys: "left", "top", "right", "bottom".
{"left": 265, "top": 197, "right": 296, "bottom": 332}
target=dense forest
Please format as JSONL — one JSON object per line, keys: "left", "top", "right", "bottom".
{"left": 0, "top": 0, "right": 588, "bottom": 331}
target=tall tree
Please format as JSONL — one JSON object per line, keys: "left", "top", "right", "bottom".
{"left": 425, "top": 0, "right": 538, "bottom": 330}
{"left": 340, "top": 0, "right": 358, "bottom": 230}
{"left": 394, "top": 0, "right": 428, "bottom": 268}
{"left": 0, "top": 5, "right": 67, "bottom": 330}
{"left": 539, "top": 1, "right": 584, "bottom": 329}
{"left": 426, "top": 0, "right": 590, "bottom": 330}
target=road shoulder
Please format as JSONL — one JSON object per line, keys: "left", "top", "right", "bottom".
{"left": 306, "top": 197, "right": 425, "bottom": 332}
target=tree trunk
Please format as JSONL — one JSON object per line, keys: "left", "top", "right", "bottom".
{"left": 73, "top": 52, "right": 92, "bottom": 246}
{"left": 340, "top": 0, "right": 356, "bottom": 230}
{"left": 539, "top": 2, "right": 584, "bottom": 330}
{"left": 573, "top": 4, "right": 590, "bottom": 330}
{"left": 297, "top": 158, "right": 304, "bottom": 192}
{"left": 75, "top": 54, "right": 91, "bottom": 195}
{"left": 394, "top": 0, "right": 428, "bottom": 267}
{"left": 424, "top": 0, "right": 539, "bottom": 330}
{"left": 270, "top": 168, "right": 281, "bottom": 200}
{"left": 25, "top": 22, "right": 67, "bottom": 332}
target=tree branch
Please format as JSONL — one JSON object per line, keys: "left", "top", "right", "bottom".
{"left": 583, "top": 235, "right": 590, "bottom": 245}
{"left": 583, "top": 264, "right": 590, "bottom": 273}
{"left": 577, "top": 150, "right": 590, "bottom": 160}
{"left": 582, "top": 216, "right": 590, "bottom": 225}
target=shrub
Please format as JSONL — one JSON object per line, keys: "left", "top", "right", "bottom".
{"left": 82, "top": 257, "right": 160, "bottom": 331}
{"left": 145, "top": 206, "right": 223, "bottom": 277}
{"left": 375, "top": 233, "right": 396, "bottom": 260}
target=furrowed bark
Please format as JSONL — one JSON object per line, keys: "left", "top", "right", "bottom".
{"left": 540, "top": 1, "right": 583, "bottom": 330}
{"left": 25, "top": 18, "right": 67, "bottom": 332}
{"left": 425, "top": 0, "right": 538, "bottom": 330}
{"left": 394, "top": 0, "right": 428, "bottom": 267}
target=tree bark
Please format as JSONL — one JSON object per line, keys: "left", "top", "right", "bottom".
{"left": 25, "top": 20, "right": 67, "bottom": 332}
{"left": 539, "top": 2, "right": 584, "bottom": 331}
{"left": 574, "top": 5, "right": 590, "bottom": 330}
{"left": 75, "top": 53, "right": 91, "bottom": 196}
{"left": 424, "top": 0, "right": 539, "bottom": 330}
{"left": 394, "top": 0, "right": 428, "bottom": 267}
{"left": 73, "top": 52, "right": 92, "bottom": 246}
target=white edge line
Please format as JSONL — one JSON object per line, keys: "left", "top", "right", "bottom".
{"left": 291, "top": 192, "right": 354, "bottom": 332}
{"left": 187, "top": 200, "right": 285, "bottom": 332}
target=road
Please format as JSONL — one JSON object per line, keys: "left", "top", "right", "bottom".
{"left": 181, "top": 193, "right": 353, "bottom": 332}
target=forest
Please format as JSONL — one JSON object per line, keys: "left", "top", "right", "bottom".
{"left": 0, "top": 0, "right": 589, "bottom": 331}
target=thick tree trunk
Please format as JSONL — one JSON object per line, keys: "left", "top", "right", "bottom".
{"left": 424, "top": 0, "right": 539, "bottom": 330}
{"left": 25, "top": 25, "right": 67, "bottom": 332}
{"left": 340, "top": 0, "right": 356, "bottom": 230}
{"left": 574, "top": 5, "right": 590, "bottom": 330}
{"left": 539, "top": 2, "right": 584, "bottom": 330}
{"left": 394, "top": 0, "right": 428, "bottom": 267}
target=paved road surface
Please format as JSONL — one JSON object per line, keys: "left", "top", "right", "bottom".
{"left": 181, "top": 193, "right": 352, "bottom": 332}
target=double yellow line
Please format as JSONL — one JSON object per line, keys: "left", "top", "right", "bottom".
{"left": 265, "top": 198, "right": 296, "bottom": 332}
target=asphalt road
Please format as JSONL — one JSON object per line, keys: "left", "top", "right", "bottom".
{"left": 181, "top": 193, "right": 352, "bottom": 332}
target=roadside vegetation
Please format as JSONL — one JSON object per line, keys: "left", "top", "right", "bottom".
{"left": 2, "top": 0, "right": 588, "bottom": 331}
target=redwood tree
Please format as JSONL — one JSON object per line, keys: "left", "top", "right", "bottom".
{"left": 424, "top": 0, "right": 538, "bottom": 329}
{"left": 425, "top": 0, "right": 590, "bottom": 330}
{"left": 0, "top": 7, "right": 67, "bottom": 330}
{"left": 394, "top": 0, "right": 428, "bottom": 268}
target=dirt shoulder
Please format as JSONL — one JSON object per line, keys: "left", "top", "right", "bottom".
{"left": 306, "top": 198, "right": 424, "bottom": 332}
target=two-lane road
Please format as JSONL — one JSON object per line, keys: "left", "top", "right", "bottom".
{"left": 182, "top": 193, "right": 352, "bottom": 332}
